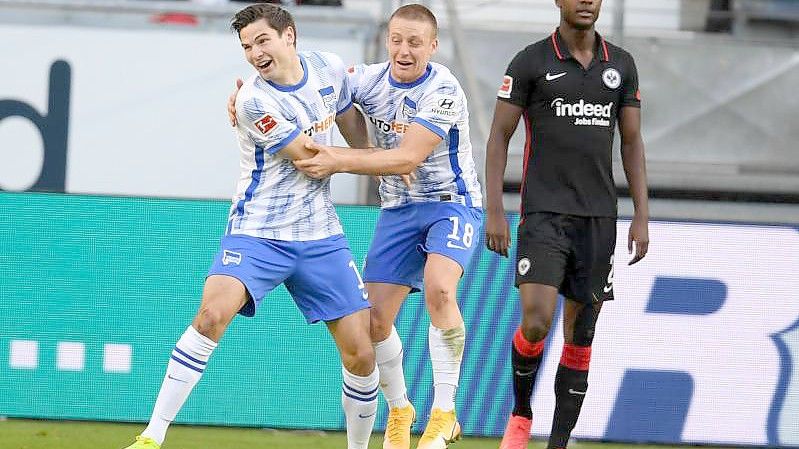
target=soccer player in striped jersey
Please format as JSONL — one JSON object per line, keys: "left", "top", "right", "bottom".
{"left": 124, "top": 5, "right": 377, "bottom": 449}
{"left": 294, "top": 5, "right": 482, "bottom": 449}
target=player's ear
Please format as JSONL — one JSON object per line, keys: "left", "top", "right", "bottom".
{"left": 285, "top": 25, "right": 296, "bottom": 47}
{"left": 430, "top": 37, "right": 439, "bottom": 54}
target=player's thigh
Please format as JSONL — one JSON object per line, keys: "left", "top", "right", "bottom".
{"left": 423, "top": 252, "right": 465, "bottom": 295}
{"left": 515, "top": 212, "right": 570, "bottom": 290}
{"left": 199, "top": 275, "right": 248, "bottom": 315}
{"left": 518, "top": 282, "right": 560, "bottom": 337}
{"left": 363, "top": 204, "right": 426, "bottom": 291}
{"left": 286, "top": 235, "right": 370, "bottom": 324}
{"left": 562, "top": 216, "right": 617, "bottom": 304}
{"left": 206, "top": 234, "right": 294, "bottom": 318}
{"left": 421, "top": 203, "right": 483, "bottom": 273}
{"left": 366, "top": 282, "right": 412, "bottom": 341}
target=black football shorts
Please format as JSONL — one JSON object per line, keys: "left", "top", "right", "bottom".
{"left": 515, "top": 212, "right": 617, "bottom": 303}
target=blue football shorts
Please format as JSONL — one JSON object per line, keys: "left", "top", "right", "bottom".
{"left": 363, "top": 202, "right": 483, "bottom": 292}
{"left": 208, "top": 233, "right": 369, "bottom": 323}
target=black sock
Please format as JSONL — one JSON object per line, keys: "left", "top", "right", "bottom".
{"left": 510, "top": 329, "right": 544, "bottom": 419}
{"left": 547, "top": 345, "right": 590, "bottom": 448}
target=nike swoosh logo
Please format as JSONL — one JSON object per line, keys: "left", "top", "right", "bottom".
{"left": 167, "top": 374, "right": 188, "bottom": 384}
{"left": 446, "top": 241, "right": 467, "bottom": 250}
{"left": 515, "top": 370, "right": 534, "bottom": 376}
{"left": 603, "top": 284, "right": 613, "bottom": 293}
{"left": 568, "top": 388, "right": 587, "bottom": 395}
{"left": 358, "top": 412, "right": 376, "bottom": 419}
{"left": 545, "top": 72, "right": 567, "bottom": 81}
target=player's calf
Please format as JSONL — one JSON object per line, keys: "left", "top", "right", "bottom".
{"left": 548, "top": 343, "right": 591, "bottom": 449}
{"left": 342, "top": 366, "right": 379, "bottom": 449}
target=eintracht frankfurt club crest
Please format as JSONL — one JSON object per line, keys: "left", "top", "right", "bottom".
{"left": 517, "top": 257, "right": 531, "bottom": 276}
{"left": 602, "top": 68, "right": 621, "bottom": 89}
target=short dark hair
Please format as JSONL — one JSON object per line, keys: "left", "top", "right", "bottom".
{"left": 231, "top": 3, "right": 297, "bottom": 44}
{"left": 389, "top": 4, "right": 438, "bottom": 37}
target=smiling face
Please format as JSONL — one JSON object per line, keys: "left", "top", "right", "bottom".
{"left": 239, "top": 18, "right": 296, "bottom": 81}
{"left": 557, "top": 0, "right": 602, "bottom": 30}
{"left": 386, "top": 16, "right": 438, "bottom": 84}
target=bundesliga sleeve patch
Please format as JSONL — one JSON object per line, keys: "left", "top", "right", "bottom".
{"left": 497, "top": 75, "right": 513, "bottom": 98}
{"left": 255, "top": 114, "right": 277, "bottom": 135}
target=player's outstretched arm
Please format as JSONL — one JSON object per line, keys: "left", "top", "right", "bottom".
{"left": 619, "top": 105, "right": 649, "bottom": 265}
{"left": 295, "top": 123, "right": 440, "bottom": 178}
{"left": 484, "top": 99, "right": 524, "bottom": 257}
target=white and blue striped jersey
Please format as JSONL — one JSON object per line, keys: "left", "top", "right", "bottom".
{"left": 348, "top": 61, "right": 482, "bottom": 209}
{"left": 229, "top": 51, "right": 352, "bottom": 241}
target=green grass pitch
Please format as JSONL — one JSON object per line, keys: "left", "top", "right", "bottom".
{"left": 0, "top": 419, "right": 741, "bottom": 449}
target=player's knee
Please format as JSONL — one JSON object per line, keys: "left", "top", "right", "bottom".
{"left": 340, "top": 343, "right": 376, "bottom": 376}
{"left": 193, "top": 305, "right": 228, "bottom": 337}
{"left": 521, "top": 313, "right": 552, "bottom": 342}
{"left": 572, "top": 327, "right": 595, "bottom": 346}
{"left": 370, "top": 319, "right": 392, "bottom": 342}
{"left": 424, "top": 283, "right": 456, "bottom": 312}
{"left": 571, "top": 305, "right": 597, "bottom": 346}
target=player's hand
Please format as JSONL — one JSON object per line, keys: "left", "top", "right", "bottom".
{"left": 227, "top": 78, "right": 244, "bottom": 127}
{"left": 627, "top": 214, "right": 649, "bottom": 265}
{"left": 294, "top": 142, "right": 341, "bottom": 179}
{"left": 400, "top": 171, "right": 416, "bottom": 188}
{"left": 485, "top": 209, "right": 511, "bottom": 257}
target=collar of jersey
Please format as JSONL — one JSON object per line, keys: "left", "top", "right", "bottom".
{"left": 388, "top": 63, "right": 432, "bottom": 89}
{"left": 551, "top": 28, "right": 609, "bottom": 63}
{"left": 267, "top": 54, "right": 309, "bottom": 92}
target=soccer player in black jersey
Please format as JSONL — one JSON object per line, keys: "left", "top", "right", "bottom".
{"left": 484, "top": 1, "right": 649, "bottom": 448}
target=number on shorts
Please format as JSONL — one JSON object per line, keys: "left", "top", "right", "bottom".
{"left": 348, "top": 260, "right": 368, "bottom": 299}
{"left": 603, "top": 255, "right": 615, "bottom": 293}
{"left": 447, "top": 216, "right": 475, "bottom": 248}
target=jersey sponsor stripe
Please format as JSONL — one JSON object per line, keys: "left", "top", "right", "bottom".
{"left": 447, "top": 126, "right": 471, "bottom": 207}
{"left": 234, "top": 143, "right": 266, "bottom": 222}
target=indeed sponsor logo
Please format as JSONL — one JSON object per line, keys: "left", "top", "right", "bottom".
{"left": 551, "top": 97, "right": 612, "bottom": 127}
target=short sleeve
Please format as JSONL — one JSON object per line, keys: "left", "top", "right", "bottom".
{"left": 345, "top": 63, "right": 367, "bottom": 108}
{"left": 497, "top": 48, "right": 534, "bottom": 107}
{"left": 411, "top": 84, "right": 462, "bottom": 139}
{"left": 322, "top": 52, "right": 354, "bottom": 115}
{"left": 237, "top": 94, "right": 301, "bottom": 155}
{"left": 620, "top": 54, "right": 641, "bottom": 109}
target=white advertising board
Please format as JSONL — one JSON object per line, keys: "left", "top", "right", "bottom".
{"left": 0, "top": 23, "right": 365, "bottom": 203}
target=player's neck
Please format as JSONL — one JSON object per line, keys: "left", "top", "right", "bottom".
{"left": 270, "top": 54, "right": 304, "bottom": 86}
{"left": 558, "top": 23, "right": 596, "bottom": 56}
